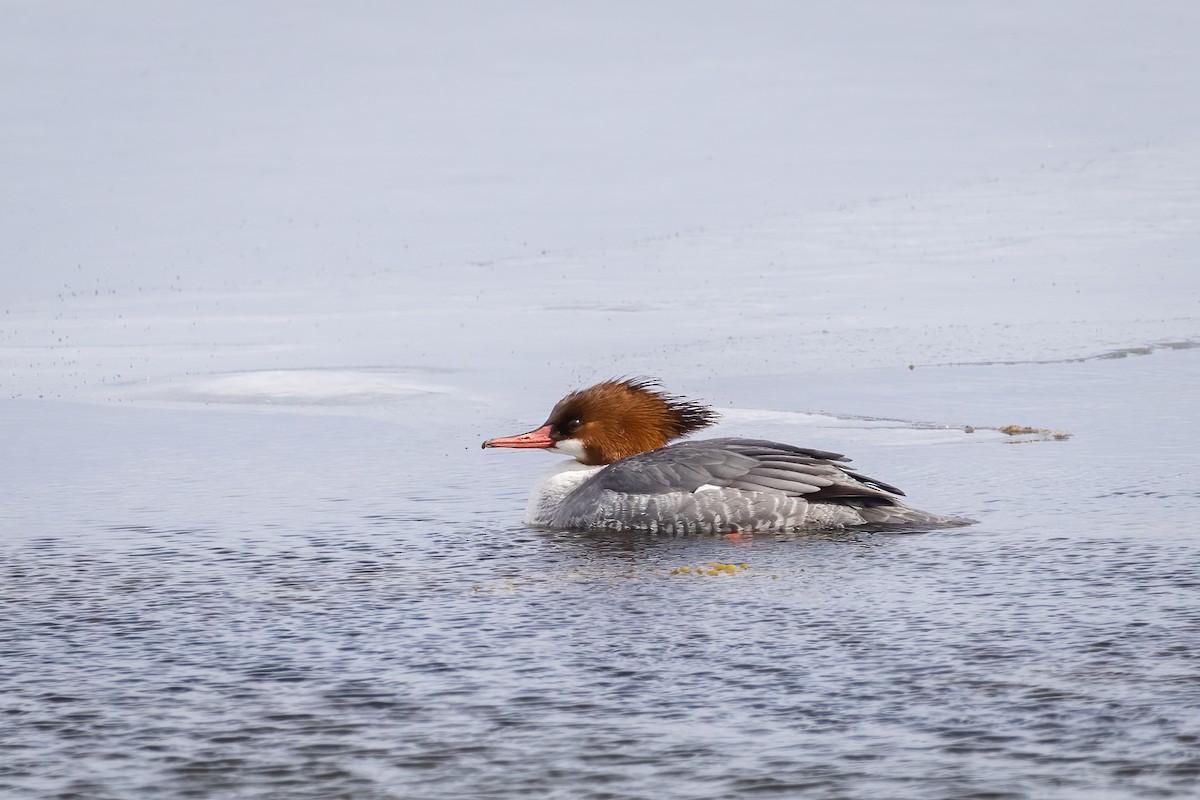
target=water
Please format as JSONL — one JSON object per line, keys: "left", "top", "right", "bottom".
{"left": 2, "top": 349, "right": 1199, "bottom": 799}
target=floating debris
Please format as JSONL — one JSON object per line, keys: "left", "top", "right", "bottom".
{"left": 998, "top": 424, "right": 1071, "bottom": 440}
{"left": 671, "top": 562, "right": 750, "bottom": 577}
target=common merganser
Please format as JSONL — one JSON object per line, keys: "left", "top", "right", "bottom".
{"left": 482, "top": 378, "right": 969, "bottom": 533}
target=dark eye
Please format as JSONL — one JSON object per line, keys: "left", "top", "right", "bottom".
{"left": 566, "top": 417, "right": 583, "bottom": 431}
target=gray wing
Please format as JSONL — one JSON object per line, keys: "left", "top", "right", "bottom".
{"left": 588, "top": 438, "right": 905, "bottom": 503}
{"left": 547, "top": 437, "right": 926, "bottom": 532}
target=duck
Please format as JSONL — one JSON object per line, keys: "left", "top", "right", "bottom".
{"left": 482, "top": 378, "right": 969, "bottom": 533}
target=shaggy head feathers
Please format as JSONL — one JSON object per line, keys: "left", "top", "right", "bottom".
{"left": 545, "top": 377, "right": 719, "bottom": 465}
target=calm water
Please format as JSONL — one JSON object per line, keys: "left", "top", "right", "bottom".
{"left": 2, "top": 352, "right": 1198, "bottom": 799}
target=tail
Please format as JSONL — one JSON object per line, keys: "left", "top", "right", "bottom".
{"left": 855, "top": 502, "right": 975, "bottom": 529}
{"left": 801, "top": 498, "right": 974, "bottom": 529}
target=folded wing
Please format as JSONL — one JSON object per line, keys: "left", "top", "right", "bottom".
{"left": 590, "top": 437, "right": 905, "bottom": 505}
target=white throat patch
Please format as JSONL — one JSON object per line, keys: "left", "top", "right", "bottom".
{"left": 548, "top": 438, "right": 587, "bottom": 461}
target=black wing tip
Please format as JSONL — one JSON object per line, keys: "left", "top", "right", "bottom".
{"left": 845, "top": 470, "right": 907, "bottom": 497}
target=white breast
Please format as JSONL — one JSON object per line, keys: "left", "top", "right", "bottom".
{"left": 523, "top": 461, "right": 603, "bottom": 527}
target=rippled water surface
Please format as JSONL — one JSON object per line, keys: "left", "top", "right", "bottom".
{"left": 3, "top": 351, "right": 1199, "bottom": 800}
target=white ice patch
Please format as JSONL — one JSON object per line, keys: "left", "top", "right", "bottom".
{"left": 721, "top": 408, "right": 844, "bottom": 427}
{"left": 148, "top": 370, "right": 448, "bottom": 406}
{"left": 721, "top": 407, "right": 1006, "bottom": 446}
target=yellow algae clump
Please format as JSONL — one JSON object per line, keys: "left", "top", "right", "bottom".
{"left": 998, "top": 424, "right": 1071, "bottom": 440}
{"left": 671, "top": 563, "right": 749, "bottom": 577}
